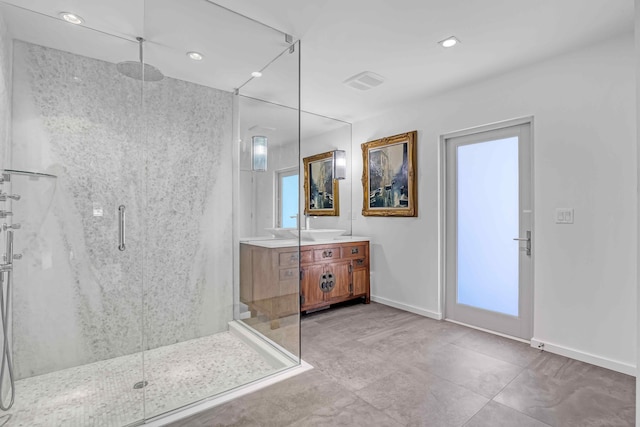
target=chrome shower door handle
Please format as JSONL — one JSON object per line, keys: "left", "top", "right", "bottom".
{"left": 118, "top": 205, "right": 126, "bottom": 251}
{"left": 513, "top": 230, "right": 531, "bottom": 256}
{"left": 5, "top": 230, "right": 12, "bottom": 263}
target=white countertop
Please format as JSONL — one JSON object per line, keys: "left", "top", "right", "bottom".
{"left": 240, "top": 236, "right": 370, "bottom": 249}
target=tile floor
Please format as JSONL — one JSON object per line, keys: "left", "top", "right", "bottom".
{"left": 169, "top": 301, "right": 636, "bottom": 427}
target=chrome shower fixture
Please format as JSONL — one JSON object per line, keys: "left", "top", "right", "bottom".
{"left": 116, "top": 37, "right": 165, "bottom": 82}
{"left": 0, "top": 183, "right": 20, "bottom": 411}
{"left": 0, "top": 194, "right": 20, "bottom": 201}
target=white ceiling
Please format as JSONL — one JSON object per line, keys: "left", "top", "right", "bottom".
{"left": 216, "top": 0, "right": 634, "bottom": 122}
{"left": 0, "top": 0, "right": 290, "bottom": 93}
{"left": 0, "top": 0, "right": 634, "bottom": 125}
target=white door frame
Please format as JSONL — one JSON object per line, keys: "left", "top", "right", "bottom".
{"left": 438, "top": 116, "right": 535, "bottom": 340}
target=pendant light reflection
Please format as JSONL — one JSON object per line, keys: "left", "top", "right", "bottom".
{"left": 251, "top": 136, "right": 268, "bottom": 172}
{"left": 333, "top": 150, "right": 346, "bottom": 180}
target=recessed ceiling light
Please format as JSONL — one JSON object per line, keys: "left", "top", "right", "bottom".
{"left": 251, "top": 71, "right": 262, "bottom": 78}
{"left": 187, "top": 51, "right": 204, "bottom": 61}
{"left": 59, "top": 12, "right": 84, "bottom": 25}
{"left": 439, "top": 36, "right": 460, "bottom": 48}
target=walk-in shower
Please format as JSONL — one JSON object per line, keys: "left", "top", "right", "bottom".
{"left": 0, "top": 1, "right": 302, "bottom": 425}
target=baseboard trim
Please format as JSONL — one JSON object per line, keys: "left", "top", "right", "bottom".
{"left": 371, "top": 295, "right": 442, "bottom": 320}
{"left": 530, "top": 338, "right": 636, "bottom": 377}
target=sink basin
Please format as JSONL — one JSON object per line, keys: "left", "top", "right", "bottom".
{"left": 265, "top": 228, "right": 296, "bottom": 239}
{"left": 292, "top": 229, "right": 347, "bottom": 241}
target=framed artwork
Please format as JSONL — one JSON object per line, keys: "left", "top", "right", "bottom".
{"left": 361, "top": 130, "right": 417, "bottom": 217}
{"left": 303, "top": 151, "right": 340, "bottom": 216}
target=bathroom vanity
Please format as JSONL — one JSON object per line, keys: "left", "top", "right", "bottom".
{"left": 240, "top": 238, "right": 370, "bottom": 328}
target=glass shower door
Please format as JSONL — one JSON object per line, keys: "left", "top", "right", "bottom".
{"left": 0, "top": 2, "right": 147, "bottom": 425}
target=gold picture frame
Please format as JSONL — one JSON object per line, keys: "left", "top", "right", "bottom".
{"left": 303, "top": 151, "right": 340, "bottom": 216}
{"left": 361, "top": 131, "right": 417, "bottom": 217}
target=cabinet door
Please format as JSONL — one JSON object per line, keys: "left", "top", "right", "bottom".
{"left": 324, "top": 260, "right": 351, "bottom": 302}
{"left": 301, "top": 264, "right": 325, "bottom": 310}
{"left": 353, "top": 267, "right": 368, "bottom": 296}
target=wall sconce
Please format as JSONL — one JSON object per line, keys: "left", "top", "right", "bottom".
{"left": 251, "top": 136, "right": 268, "bottom": 172}
{"left": 333, "top": 150, "right": 346, "bottom": 180}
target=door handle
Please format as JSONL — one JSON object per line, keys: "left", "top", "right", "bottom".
{"left": 118, "top": 205, "right": 126, "bottom": 251}
{"left": 513, "top": 230, "right": 531, "bottom": 256}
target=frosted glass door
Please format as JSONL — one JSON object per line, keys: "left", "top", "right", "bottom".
{"left": 445, "top": 122, "right": 532, "bottom": 339}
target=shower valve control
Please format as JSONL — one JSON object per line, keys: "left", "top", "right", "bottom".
{"left": 2, "top": 224, "right": 19, "bottom": 231}
{"left": 0, "top": 194, "right": 20, "bottom": 201}
{"left": 0, "top": 211, "right": 12, "bottom": 218}
{"left": 2, "top": 254, "right": 21, "bottom": 262}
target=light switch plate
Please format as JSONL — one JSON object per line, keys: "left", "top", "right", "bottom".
{"left": 556, "top": 208, "right": 574, "bottom": 224}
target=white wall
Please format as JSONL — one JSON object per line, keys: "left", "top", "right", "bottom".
{"left": 352, "top": 34, "right": 637, "bottom": 374}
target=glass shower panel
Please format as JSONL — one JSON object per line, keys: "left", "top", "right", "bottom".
{"left": 235, "top": 41, "right": 301, "bottom": 362}
{"left": 142, "top": 0, "right": 301, "bottom": 420}
{"left": 0, "top": 2, "right": 145, "bottom": 425}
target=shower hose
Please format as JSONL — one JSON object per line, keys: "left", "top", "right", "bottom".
{"left": 0, "top": 268, "right": 14, "bottom": 410}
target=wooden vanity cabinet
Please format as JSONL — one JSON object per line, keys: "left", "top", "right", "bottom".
{"left": 298, "top": 241, "right": 370, "bottom": 311}
{"left": 240, "top": 240, "right": 370, "bottom": 327}
{"left": 239, "top": 244, "right": 299, "bottom": 329}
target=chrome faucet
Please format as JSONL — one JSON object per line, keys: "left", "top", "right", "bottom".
{"left": 305, "top": 215, "right": 316, "bottom": 230}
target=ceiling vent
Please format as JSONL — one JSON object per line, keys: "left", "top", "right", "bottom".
{"left": 343, "top": 71, "right": 385, "bottom": 91}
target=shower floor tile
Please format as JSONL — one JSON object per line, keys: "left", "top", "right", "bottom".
{"left": 2, "top": 331, "right": 284, "bottom": 426}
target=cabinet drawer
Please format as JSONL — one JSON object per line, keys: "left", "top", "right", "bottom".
{"left": 343, "top": 244, "right": 366, "bottom": 259}
{"left": 313, "top": 247, "right": 341, "bottom": 262}
{"left": 352, "top": 257, "right": 368, "bottom": 269}
{"left": 279, "top": 250, "right": 312, "bottom": 266}
{"left": 279, "top": 268, "right": 298, "bottom": 281}
{"left": 279, "top": 251, "right": 300, "bottom": 266}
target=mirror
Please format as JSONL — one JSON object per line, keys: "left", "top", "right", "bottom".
{"left": 237, "top": 99, "right": 352, "bottom": 239}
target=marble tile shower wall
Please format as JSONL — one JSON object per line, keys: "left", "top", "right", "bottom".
{"left": 11, "top": 41, "right": 233, "bottom": 379}
{"left": 0, "top": 14, "right": 11, "bottom": 397}
{"left": 0, "top": 12, "right": 10, "bottom": 165}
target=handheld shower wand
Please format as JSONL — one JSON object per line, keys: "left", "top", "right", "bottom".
{"left": 0, "top": 230, "right": 15, "bottom": 411}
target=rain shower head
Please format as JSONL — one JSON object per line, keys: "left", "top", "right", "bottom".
{"left": 116, "top": 61, "right": 164, "bottom": 82}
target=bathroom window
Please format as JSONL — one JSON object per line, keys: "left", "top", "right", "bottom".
{"left": 277, "top": 168, "right": 299, "bottom": 228}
